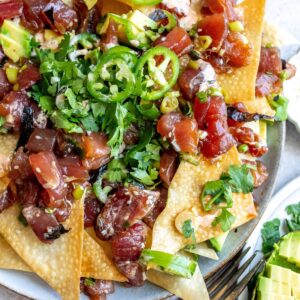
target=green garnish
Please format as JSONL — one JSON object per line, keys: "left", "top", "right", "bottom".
{"left": 238, "top": 144, "right": 249, "bottom": 153}
{"left": 182, "top": 220, "right": 196, "bottom": 245}
{"left": 228, "top": 21, "right": 244, "bottom": 32}
{"left": 268, "top": 94, "right": 289, "bottom": 121}
{"left": 18, "top": 212, "right": 28, "bottom": 227}
{"left": 212, "top": 209, "right": 236, "bottom": 232}
{"left": 261, "top": 218, "right": 281, "bottom": 255}
{"left": 84, "top": 278, "right": 95, "bottom": 287}
{"left": 286, "top": 203, "right": 300, "bottom": 232}
{"left": 140, "top": 249, "right": 197, "bottom": 278}
{"left": 201, "top": 164, "right": 254, "bottom": 231}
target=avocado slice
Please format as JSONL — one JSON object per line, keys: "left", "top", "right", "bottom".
{"left": 209, "top": 231, "right": 229, "bottom": 252}
{"left": 279, "top": 232, "right": 300, "bottom": 266}
{"left": 254, "top": 232, "right": 300, "bottom": 300}
{"left": 0, "top": 20, "right": 31, "bottom": 62}
{"left": 292, "top": 287, "right": 300, "bottom": 298}
{"left": 257, "top": 276, "right": 291, "bottom": 296}
{"left": 257, "top": 291, "right": 294, "bottom": 300}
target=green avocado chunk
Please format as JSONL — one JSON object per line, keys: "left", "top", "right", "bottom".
{"left": 257, "top": 276, "right": 291, "bottom": 296}
{"left": 255, "top": 232, "right": 300, "bottom": 300}
{"left": 0, "top": 20, "right": 31, "bottom": 62}
{"left": 209, "top": 231, "right": 229, "bottom": 252}
{"left": 257, "top": 291, "right": 294, "bottom": 300}
{"left": 279, "top": 232, "right": 300, "bottom": 266}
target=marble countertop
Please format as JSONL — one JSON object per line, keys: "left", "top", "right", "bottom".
{"left": 1, "top": 0, "right": 300, "bottom": 299}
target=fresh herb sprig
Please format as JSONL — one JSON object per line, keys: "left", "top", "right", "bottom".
{"left": 201, "top": 164, "right": 254, "bottom": 232}
{"left": 261, "top": 202, "right": 300, "bottom": 256}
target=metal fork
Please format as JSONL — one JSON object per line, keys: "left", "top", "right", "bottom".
{"left": 205, "top": 247, "right": 265, "bottom": 300}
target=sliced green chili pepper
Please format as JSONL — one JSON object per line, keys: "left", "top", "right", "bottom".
{"left": 100, "top": 46, "right": 138, "bottom": 70}
{"left": 70, "top": 33, "right": 98, "bottom": 49}
{"left": 87, "top": 55, "right": 135, "bottom": 103}
{"left": 135, "top": 46, "right": 180, "bottom": 101}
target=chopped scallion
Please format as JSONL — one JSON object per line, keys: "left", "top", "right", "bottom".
{"left": 228, "top": 21, "right": 244, "bottom": 32}
{"left": 140, "top": 249, "right": 197, "bottom": 278}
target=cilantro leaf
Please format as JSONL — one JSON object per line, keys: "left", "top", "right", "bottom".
{"left": 103, "top": 103, "right": 128, "bottom": 157}
{"left": 226, "top": 165, "right": 254, "bottom": 193}
{"left": 201, "top": 180, "right": 233, "bottom": 211}
{"left": 50, "top": 111, "right": 83, "bottom": 133}
{"left": 261, "top": 218, "right": 281, "bottom": 255}
{"left": 285, "top": 203, "right": 300, "bottom": 232}
{"left": 212, "top": 209, "right": 236, "bottom": 232}
{"left": 81, "top": 114, "right": 99, "bottom": 132}
{"left": 182, "top": 219, "right": 196, "bottom": 245}
{"left": 130, "top": 168, "right": 159, "bottom": 186}
{"left": 104, "top": 159, "right": 127, "bottom": 183}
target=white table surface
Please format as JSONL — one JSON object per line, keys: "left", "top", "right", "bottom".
{"left": 1, "top": 0, "right": 300, "bottom": 299}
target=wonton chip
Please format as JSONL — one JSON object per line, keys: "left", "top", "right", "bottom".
{"left": 0, "top": 134, "right": 18, "bottom": 178}
{"left": 217, "top": 0, "right": 274, "bottom": 115}
{"left": 81, "top": 231, "right": 126, "bottom": 282}
{"left": 147, "top": 264, "right": 209, "bottom": 300}
{"left": 151, "top": 147, "right": 257, "bottom": 254}
{"left": 0, "top": 236, "right": 30, "bottom": 272}
{"left": 0, "top": 231, "right": 126, "bottom": 282}
{"left": 0, "top": 199, "right": 84, "bottom": 300}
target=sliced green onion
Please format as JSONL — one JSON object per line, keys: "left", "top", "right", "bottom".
{"left": 84, "top": 278, "right": 95, "bottom": 287}
{"left": 72, "top": 184, "right": 84, "bottom": 200}
{"left": 5, "top": 67, "right": 19, "bottom": 84}
{"left": 188, "top": 59, "right": 201, "bottom": 70}
{"left": 93, "top": 179, "right": 112, "bottom": 204}
{"left": 140, "top": 249, "right": 197, "bottom": 278}
{"left": 238, "top": 144, "right": 249, "bottom": 153}
{"left": 208, "top": 87, "right": 223, "bottom": 97}
{"left": 45, "top": 207, "right": 56, "bottom": 214}
{"left": 279, "top": 70, "right": 288, "bottom": 81}
{"left": 196, "top": 91, "right": 208, "bottom": 103}
{"left": 160, "top": 91, "right": 179, "bottom": 114}
{"left": 180, "top": 153, "right": 199, "bottom": 166}
{"left": 197, "top": 35, "right": 213, "bottom": 50}
{"left": 228, "top": 21, "right": 244, "bottom": 32}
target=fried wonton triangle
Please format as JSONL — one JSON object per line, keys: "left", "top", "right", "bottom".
{"left": 0, "top": 236, "right": 31, "bottom": 272}
{"left": 0, "top": 199, "right": 84, "bottom": 300}
{"left": 147, "top": 264, "right": 209, "bottom": 300}
{"left": 0, "top": 134, "right": 18, "bottom": 178}
{"left": 81, "top": 231, "right": 126, "bottom": 282}
{"left": 151, "top": 147, "right": 257, "bottom": 254}
{"left": 217, "top": 0, "right": 274, "bottom": 115}
{"left": 0, "top": 231, "right": 126, "bottom": 282}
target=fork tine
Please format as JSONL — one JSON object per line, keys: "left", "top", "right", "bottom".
{"left": 209, "top": 252, "right": 257, "bottom": 299}
{"left": 218, "top": 258, "right": 265, "bottom": 300}
{"left": 206, "top": 246, "right": 250, "bottom": 289}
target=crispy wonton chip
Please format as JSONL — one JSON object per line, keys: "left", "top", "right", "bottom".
{"left": 217, "top": 0, "right": 274, "bottom": 115}
{"left": 0, "top": 236, "right": 31, "bottom": 272}
{"left": 0, "top": 134, "right": 18, "bottom": 178}
{"left": 0, "top": 199, "right": 84, "bottom": 300}
{"left": 0, "top": 176, "right": 10, "bottom": 194}
{"left": 81, "top": 231, "right": 126, "bottom": 281}
{"left": 0, "top": 230, "right": 126, "bottom": 282}
{"left": 151, "top": 147, "right": 257, "bottom": 254}
{"left": 147, "top": 264, "right": 209, "bottom": 300}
